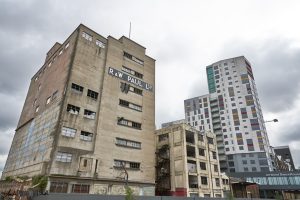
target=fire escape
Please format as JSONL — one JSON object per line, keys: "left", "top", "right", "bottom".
{"left": 155, "top": 143, "right": 171, "bottom": 196}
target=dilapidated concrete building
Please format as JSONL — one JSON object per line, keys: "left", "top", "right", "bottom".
{"left": 2, "top": 24, "right": 156, "bottom": 195}
{"left": 155, "top": 122, "right": 224, "bottom": 197}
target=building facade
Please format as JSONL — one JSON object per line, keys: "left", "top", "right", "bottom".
{"left": 155, "top": 123, "right": 224, "bottom": 197}
{"left": 184, "top": 56, "right": 274, "bottom": 173}
{"left": 273, "top": 146, "right": 295, "bottom": 171}
{"left": 229, "top": 171, "right": 300, "bottom": 199}
{"left": 2, "top": 24, "right": 156, "bottom": 195}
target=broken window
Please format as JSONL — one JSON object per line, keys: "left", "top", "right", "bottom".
{"left": 187, "top": 160, "right": 197, "bottom": 173}
{"left": 84, "top": 109, "right": 96, "bottom": 119}
{"left": 71, "top": 83, "right": 83, "bottom": 93}
{"left": 116, "top": 138, "right": 141, "bottom": 149}
{"left": 62, "top": 127, "right": 76, "bottom": 137}
{"left": 96, "top": 39, "right": 105, "bottom": 48}
{"left": 80, "top": 131, "right": 93, "bottom": 141}
{"left": 87, "top": 89, "right": 98, "bottom": 100}
{"left": 67, "top": 104, "right": 80, "bottom": 115}
{"left": 119, "top": 99, "right": 129, "bottom": 107}
{"left": 123, "top": 52, "right": 144, "bottom": 65}
{"left": 82, "top": 32, "right": 92, "bottom": 41}
{"left": 117, "top": 117, "right": 142, "bottom": 129}
{"left": 118, "top": 117, "right": 129, "bottom": 126}
{"left": 56, "top": 152, "right": 72, "bottom": 162}
{"left": 114, "top": 159, "right": 140, "bottom": 169}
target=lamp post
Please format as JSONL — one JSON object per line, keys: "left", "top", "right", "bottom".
{"left": 264, "top": 119, "right": 278, "bottom": 123}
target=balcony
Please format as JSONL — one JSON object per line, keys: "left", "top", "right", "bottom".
{"left": 216, "top": 136, "right": 223, "bottom": 142}
{"left": 212, "top": 118, "right": 220, "bottom": 124}
{"left": 211, "top": 107, "right": 219, "bottom": 113}
{"left": 213, "top": 125, "right": 221, "bottom": 130}
{"left": 210, "top": 102, "right": 218, "bottom": 107}
{"left": 217, "top": 148, "right": 225, "bottom": 155}
{"left": 215, "top": 130, "right": 222, "bottom": 136}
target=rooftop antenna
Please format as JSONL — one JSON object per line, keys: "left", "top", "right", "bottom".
{"left": 129, "top": 22, "right": 131, "bottom": 39}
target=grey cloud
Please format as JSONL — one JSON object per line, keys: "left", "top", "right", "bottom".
{"left": 0, "top": 94, "right": 23, "bottom": 131}
{"left": 219, "top": 38, "right": 300, "bottom": 113}
{"left": 278, "top": 122, "right": 300, "bottom": 144}
{"left": 0, "top": 131, "right": 14, "bottom": 155}
{"left": 187, "top": 69, "right": 209, "bottom": 99}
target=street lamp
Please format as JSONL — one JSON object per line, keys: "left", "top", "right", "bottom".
{"left": 264, "top": 119, "right": 278, "bottom": 123}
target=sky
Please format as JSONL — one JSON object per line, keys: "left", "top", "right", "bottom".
{"left": 1, "top": 0, "right": 300, "bottom": 176}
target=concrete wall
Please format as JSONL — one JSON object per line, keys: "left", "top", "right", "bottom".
{"left": 32, "top": 194, "right": 276, "bottom": 200}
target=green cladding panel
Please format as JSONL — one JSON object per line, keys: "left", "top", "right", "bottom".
{"left": 206, "top": 66, "right": 216, "bottom": 93}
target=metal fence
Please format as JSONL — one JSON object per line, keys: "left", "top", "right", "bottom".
{"left": 33, "top": 194, "right": 276, "bottom": 200}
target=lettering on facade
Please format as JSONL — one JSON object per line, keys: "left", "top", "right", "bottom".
{"left": 266, "top": 172, "right": 300, "bottom": 177}
{"left": 108, "top": 67, "right": 153, "bottom": 92}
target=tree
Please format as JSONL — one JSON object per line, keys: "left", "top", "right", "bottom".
{"left": 32, "top": 175, "right": 48, "bottom": 193}
{"left": 125, "top": 187, "right": 134, "bottom": 200}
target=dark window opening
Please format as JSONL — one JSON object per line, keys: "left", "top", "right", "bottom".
{"left": 71, "top": 83, "right": 83, "bottom": 92}
{"left": 67, "top": 104, "right": 80, "bottom": 114}
{"left": 87, "top": 89, "right": 98, "bottom": 100}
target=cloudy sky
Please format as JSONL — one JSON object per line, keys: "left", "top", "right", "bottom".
{"left": 1, "top": 0, "right": 300, "bottom": 176}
